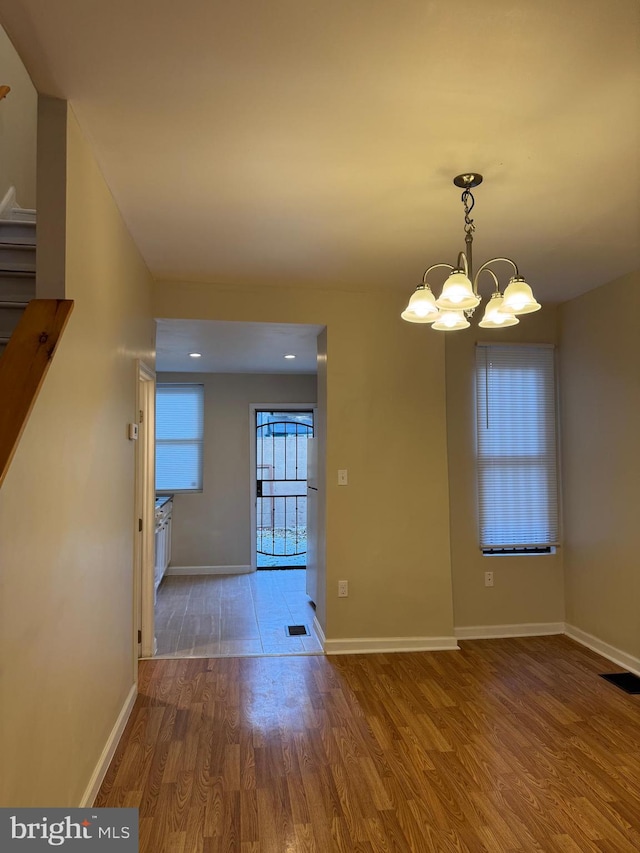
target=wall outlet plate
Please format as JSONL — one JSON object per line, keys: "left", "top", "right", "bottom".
{"left": 338, "top": 580, "right": 348, "bottom": 597}
{"left": 484, "top": 571, "right": 494, "bottom": 587}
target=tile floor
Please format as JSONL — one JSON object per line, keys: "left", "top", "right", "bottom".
{"left": 154, "top": 569, "right": 322, "bottom": 657}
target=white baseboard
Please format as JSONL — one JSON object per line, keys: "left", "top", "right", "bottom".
{"left": 455, "top": 622, "right": 565, "bottom": 640}
{"left": 166, "top": 564, "right": 252, "bottom": 576}
{"left": 565, "top": 624, "right": 640, "bottom": 677}
{"left": 79, "top": 683, "right": 137, "bottom": 807}
{"left": 453, "top": 622, "right": 640, "bottom": 676}
{"left": 313, "top": 615, "right": 326, "bottom": 650}
{"left": 323, "top": 636, "right": 459, "bottom": 655}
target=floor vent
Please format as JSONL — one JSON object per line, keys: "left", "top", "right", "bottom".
{"left": 286, "top": 624, "right": 309, "bottom": 637}
{"left": 600, "top": 672, "right": 640, "bottom": 694}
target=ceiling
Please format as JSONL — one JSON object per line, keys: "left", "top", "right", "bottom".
{"left": 0, "top": 1, "right": 638, "bottom": 316}
{"left": 155, "top": 319, "right": 322, "bottom": 373}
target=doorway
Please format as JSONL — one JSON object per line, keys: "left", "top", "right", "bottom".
{"left": 150, "top": 320, "right": 326, "bottom": 658}
{"left": 134, "top": 360, "right": 156, "bottom": 661}
{"left": 153, "top": 398, "right": 321, "bottom": 657}
{"left": 255, "top": 409, "right": 314, "bottom": 569}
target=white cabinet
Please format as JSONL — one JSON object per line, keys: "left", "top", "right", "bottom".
{"left": 154, "top": 497, "right": 173, "bottom": 595}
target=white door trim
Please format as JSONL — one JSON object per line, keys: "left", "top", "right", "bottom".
{"left": 248, "top": 403, "right": 316, "bottom": 572}
{"left": 135, "top": 360, "right": 156, "bottom": 661}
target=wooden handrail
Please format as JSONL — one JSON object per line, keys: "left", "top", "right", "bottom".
{"left": 0, "top": 299, "right": 73, "bottom": 489}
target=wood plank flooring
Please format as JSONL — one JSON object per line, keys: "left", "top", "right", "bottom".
{"left": 96, "top": 635, "right": 640, "bottom": 851}
{"left": 155, "top": 571, "right": 321, "bottom": 657}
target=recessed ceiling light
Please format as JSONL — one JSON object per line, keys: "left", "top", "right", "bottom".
{"left": 189, "top": 352, "right": 202, "bottom": 358}
{"left": 284, "top": 354, "right": 296, "bottom": 360}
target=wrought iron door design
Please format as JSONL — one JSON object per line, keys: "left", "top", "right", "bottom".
{"left": 255, "top": 412, "right": 313, "bottom": 568}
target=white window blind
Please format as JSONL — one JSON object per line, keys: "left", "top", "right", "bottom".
{"left": 475, "top": 344, "right": 559, "bottom": 550}
{"left": 156, "top": 384, "right": 204, "bottom": 491}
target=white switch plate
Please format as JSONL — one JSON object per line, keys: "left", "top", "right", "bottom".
{"left": 338, "top": 469, "right": 348, "bottom": 486}
{"left": 128, "top": 423, "right": 139, "bottom": 440}
{"left": 338, "top": 580, "right": 348, "bottom": 597}
{"left": 484, "top": 571, "right": 494, "bottom": 587}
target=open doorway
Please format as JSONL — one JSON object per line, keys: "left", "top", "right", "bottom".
{"left": 149, "top": 356, "right": 322, "bottom": 657}
{"left": 254, "top": 408, "right": 314, "bottom": 569}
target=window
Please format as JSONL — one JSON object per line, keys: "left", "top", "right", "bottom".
{"left": 475, "top": 344, "right": 559, "bottom": 553}
{"left": 156, "top": 384, "right": 204, "bottom": 492}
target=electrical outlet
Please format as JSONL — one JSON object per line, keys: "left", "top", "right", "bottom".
{"left": 484, "top": 571, "right": 494, "bottom": 588}
{"left": 338, "top": 580, "right": 348, "bottom": 597}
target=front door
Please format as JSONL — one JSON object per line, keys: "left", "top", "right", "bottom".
{"left": 255, "top": 410, "right": 313, "bottom": 568}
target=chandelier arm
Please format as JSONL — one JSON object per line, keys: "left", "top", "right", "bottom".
{"left": 474, "top": 257, "right": 519, "bottom": 286}
{"left": 455, "top": 252, "right": 470, "bottom": 278}
{"left": 422, "top": 262, "right": 454, "bottom": 284}
{"left": 475, "top": 267, "right": 500, "bottom": 294}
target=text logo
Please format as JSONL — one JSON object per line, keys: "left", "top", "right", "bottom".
{"left": 0, "top": 809, "right": 138, "bottom": 851}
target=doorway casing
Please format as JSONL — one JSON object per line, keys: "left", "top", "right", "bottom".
{"left": 135, "top": 360, "right": 156, "bottom": 660}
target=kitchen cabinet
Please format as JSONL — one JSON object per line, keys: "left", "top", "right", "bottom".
{"left": 154, "top": 496, "right": 173, "bottom": 596}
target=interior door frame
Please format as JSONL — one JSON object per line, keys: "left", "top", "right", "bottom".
{"left": 134, "top": 360, "right": 156, "bottom": 661}
{"left": 248, "top": 402, "right": 316, "bottom": 572}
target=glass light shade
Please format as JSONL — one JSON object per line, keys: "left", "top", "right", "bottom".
{"left": 436, "top": 271, "right": 480, "bottom": 311}
{"left": 478, "top": 293, "right": 519, "bottom": 328}
{"left": 400, "top": 285, "right": 440, "bottom": 323}
{"left": 431, "top": 309, "right": 470, "bottom": 331}
{"left": 501, "top": 277, "right": 541, "bottom": 315}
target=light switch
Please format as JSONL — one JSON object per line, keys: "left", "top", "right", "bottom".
{"left": 338, "top": 469, "right": 348, "bottom": 486}
{"left": 128, "top": 423, "right": 139, "bottom": 440}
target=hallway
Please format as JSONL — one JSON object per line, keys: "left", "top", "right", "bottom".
{"left": 155, "top": 569, "right": 321, "bottom": 657}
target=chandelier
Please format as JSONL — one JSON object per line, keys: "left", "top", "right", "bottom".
{"left": 401, "top": 173, "right": 541, "bottom": 330}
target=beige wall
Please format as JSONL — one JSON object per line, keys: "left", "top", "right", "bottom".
{"left": 446, "top": 307, "right": 565, "bottom": 629}
{"left": 0, "top": 107, "right": 154, "bottom": 806}
{"left": 155, "top": 281, "right": 456, "bottom": 642}
{"left": 158, "top": 371, "right": 317, "bottom": 568}
{"left": 560, "top": 271, "right": 640, "bottom": 659}
{"left": 0, "top": 25, "right": 36, "bottom": 207}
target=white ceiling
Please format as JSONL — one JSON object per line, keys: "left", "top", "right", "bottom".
{"left": 156, "top": 319, "right": 322, "bottom": 373}
{"left": 0, "top": 0, "right": 638, "bottom": 315}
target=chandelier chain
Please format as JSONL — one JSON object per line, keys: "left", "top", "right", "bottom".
{"left": 461, "top": 188, "right": 476, "bottom": 237}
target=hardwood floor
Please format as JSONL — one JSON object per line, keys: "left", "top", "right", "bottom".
{"left": 96, "top": 635, "right": 640, "bottom": 851}
{"left": 155, "top": 570, "right": 321, "bottom": 657}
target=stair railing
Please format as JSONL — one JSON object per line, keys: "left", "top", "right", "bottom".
{"left": 0, "top": 298, "right": 73, "bottom": 488}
